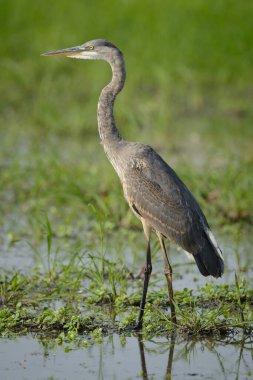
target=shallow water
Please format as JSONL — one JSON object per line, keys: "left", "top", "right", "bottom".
{"left": 1, "top": 228, "right": 252, "bottom": 290}
{"left": 1, "top": 224, "right": 252, "bottom": 379}
{"left": 0, "top": 334, "right": 252, "bottom": 380}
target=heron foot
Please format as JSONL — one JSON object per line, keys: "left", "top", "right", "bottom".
{"left": 132, "top": 322, "right": 143, "bottom": 331}
{"left": 125, "top": 324, "right": 142, "bottom": 333}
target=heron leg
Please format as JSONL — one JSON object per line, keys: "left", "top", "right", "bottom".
{"left": 135, "top": 223, "right": 152, "bottom": 330}
{"left": 157, "top": 233, "right": 177, "bottom": 324}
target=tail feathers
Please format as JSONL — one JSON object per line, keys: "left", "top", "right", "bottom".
{"left": 194, "top": 230, "right": 224, "bottom": 278}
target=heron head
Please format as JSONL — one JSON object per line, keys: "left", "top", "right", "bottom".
{"left": 42, "top": 39, "right": 122, "bottom": 61}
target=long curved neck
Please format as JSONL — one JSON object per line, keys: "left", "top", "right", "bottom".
{"left": 97, "top": 51, "right": 126, "bottom": 150}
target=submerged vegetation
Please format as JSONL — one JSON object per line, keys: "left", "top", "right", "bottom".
{"left": 0, "top": 0, "right": 252, "bottom": 356}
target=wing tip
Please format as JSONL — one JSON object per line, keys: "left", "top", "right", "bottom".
{"left": 194, "top": 228, "right": 224, "bottom": 278}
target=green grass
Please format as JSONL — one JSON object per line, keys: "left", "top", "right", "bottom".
{"left": 0, "top": 253, "right": 252, "bottom": 347}
{"left": 1, "top": 1, "right": 252, "bottom": 239}
{"left": 0, "top": 0, "right": 253, "bottom": 347}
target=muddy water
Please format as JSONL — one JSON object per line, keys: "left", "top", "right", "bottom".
{"left": 0, "top": 334, "right": 252, "bottom": 380}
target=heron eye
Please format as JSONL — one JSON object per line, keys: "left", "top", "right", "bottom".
{"left": 88, "top": 45, "right": 94, "bottom": 50}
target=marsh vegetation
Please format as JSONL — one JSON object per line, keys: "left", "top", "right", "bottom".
{"left": 0, "top": 1, "right": 252, "bottom": 378}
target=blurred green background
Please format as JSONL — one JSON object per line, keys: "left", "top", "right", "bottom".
{"left": 0, "top": 0, "right": 252, "bottom": 246}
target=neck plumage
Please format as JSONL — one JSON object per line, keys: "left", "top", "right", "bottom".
{"left": 97, "top": 52, "right": 126, "bottom": 152}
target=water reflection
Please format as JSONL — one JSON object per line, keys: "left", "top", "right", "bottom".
{"left": 134, "top": 333, "right": 252, "bottom": 380}
{"left": 137, "top": 332, "right": 176, "bottom": 380}
{"left": 0, "top": 333, "right": 252, "bottom": 379}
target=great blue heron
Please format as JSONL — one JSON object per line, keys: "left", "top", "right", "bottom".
{"left": 42, "top": 39, "right": 224, "bottom": 328}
